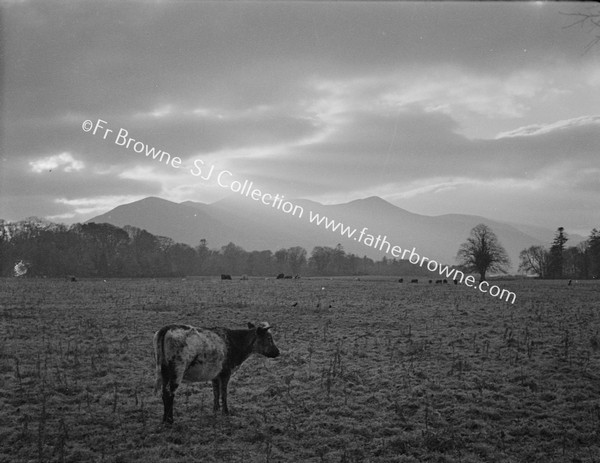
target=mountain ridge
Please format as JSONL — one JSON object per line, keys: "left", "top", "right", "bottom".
{"left": 87, "top": 195, "right": 560, "bottom": 271}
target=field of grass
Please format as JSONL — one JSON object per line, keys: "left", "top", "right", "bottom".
{"left": 1, "top": 276, "right": 600, "bottom": 462}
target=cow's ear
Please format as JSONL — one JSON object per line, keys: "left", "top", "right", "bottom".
{"left": 258, "top": 321, "right": 271, "bottom": 330}
{"left": 256, "top": 322, "right": 271, "bottom": 334}
{"left": 248, "top": 322, "right": 256, "bottom": 329}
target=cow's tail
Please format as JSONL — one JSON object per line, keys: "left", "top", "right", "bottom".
{"left": 153, "top": 326, "right": 170, "bottom": 395}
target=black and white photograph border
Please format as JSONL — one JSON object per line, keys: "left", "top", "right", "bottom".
{"left": 1, "top": 1, "right": 600, "bottom": 462}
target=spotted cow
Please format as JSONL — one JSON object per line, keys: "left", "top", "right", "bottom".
{"left": 153, "top": 322, "right": 280, "bottom": 424}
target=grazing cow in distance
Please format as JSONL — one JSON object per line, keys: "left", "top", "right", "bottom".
{"left": 276, "top": 273, "right": 285, "bottom": 279}
{"left": 411, "top": 279, "right": 419, "bottom": 284}
{"left": 443, "top": 279, "right": 448, "bottom": 284}
{"left": 453, "top": 279, "right": 458, "bottom": 285}
{"left": 284, "top": 275, "right": 292, "bottom": 279}
{"left": 435, "top": 279, "right": 442, "bottom": 284}
{"left": 221, "top": 274, "right": 232, "bottom": 280}
{"left": 398, "top": 278, "right": 403, "bottom": 283}
{"left": 154, "top": 322, "right": 280, "bottom": 424}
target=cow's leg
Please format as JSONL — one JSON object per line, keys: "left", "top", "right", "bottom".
{"left": 161, "top": 362, "right": 181, "bottom": 424}
{"left": 219, "top": 371, "right": 232, "bottom": 415}
{"left": 162, "top": 384, "right": 176, "bottom": 424}
{"left": 212, "top": 378, "right": 221, "bottom": 414}
{"left": 161, "top": 364, "right": 173, "bottom": 423}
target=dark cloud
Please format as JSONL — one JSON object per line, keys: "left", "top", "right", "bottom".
{"left": 3, "top": 1, "right": 586, "bottom": 120}
{"left": 1, "top": 1, "right": 598, "bottom": 232}
{"left": 232, "top": 108, "right": 600, "bottom": 195}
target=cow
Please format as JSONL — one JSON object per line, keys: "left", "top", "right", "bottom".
{"left": 276, "top": 273, "right": 285, "bottom": 279}
{"left": 221, "top": 274, "right": 232, "bottom": 280}
{"left": 398, "top": 278, "right": 403, "bottom": 283}
{"left": 453, "top": 279, "right": 458, "bottom": 285}
{"left": 284, "top": 275, "right": 292, "bottom": 279}
{"left": 153, "top": 322, "right": 280, "bottom": 424}
{"left": 443, "top": 279, "right": 448, "bottom": 284}
{"left": 435, "top": 279, "right": 443, "bottom": 284}
{"left": 411, "top": 279, "right": 419, "bottom": 283}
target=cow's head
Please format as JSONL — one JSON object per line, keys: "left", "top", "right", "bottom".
{"left": 248, "top": 322, "right": 280, "bottom": 358}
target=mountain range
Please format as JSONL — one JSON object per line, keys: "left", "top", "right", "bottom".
{"left": 88, "top": 195, "right": 571, "bottom": 272}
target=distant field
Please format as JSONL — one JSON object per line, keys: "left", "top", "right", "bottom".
{"left": 1, "top": 277, "right": 600, "bottom": 462}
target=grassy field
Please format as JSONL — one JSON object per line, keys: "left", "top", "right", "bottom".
{"left": 1, "top": 276, "right": 600, "bottom": 462}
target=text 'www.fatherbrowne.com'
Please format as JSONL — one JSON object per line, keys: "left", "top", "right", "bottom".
{"left": 308, "top": 211, "right": 517, "bottom": 304}
{"left": 82, "top": 118, "right": 516, "bottom": 304}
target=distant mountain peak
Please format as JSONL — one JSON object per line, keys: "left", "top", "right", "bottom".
{"left": 180, "top": 200, "right": 206, "bottom": 209}
{"left": 364, "top": 195, "right": 387, "bottom": 202}
{"left": 139, "top": 196, "right": 175, "bottom": 204}
{"left": 119, "top": 196, "right": 178, "bottom": 208}
{"left": 87, "top": 194, "right": 550, "bottom": 271}
{"left": 345, "top": 196, "right": 390, "bottom": 207}
{"left": 343, "top": 196, "right": 417, "bottom": 218}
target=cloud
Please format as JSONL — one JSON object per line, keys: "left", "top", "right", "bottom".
{"left": 2, "top": 0, "right": 599, "bottom": 235}
{"left": 495, "top": 115, "right": 600, "bottom": 138}
{"left": 29, "top": 152, "right": 84, "bottom": 173}
{"left": 54, "top": 195, "right": 147, "bottom": 218}
{"left": 379, "top": 68, "right": 548, "bottom": 124}
{"left": 1, "top": 155, "right": 160, "bottom": 200}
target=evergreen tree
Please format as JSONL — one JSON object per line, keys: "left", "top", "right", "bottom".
{"left": 589, "top": 228, "right": 600, "bottom": 279}
{"left": 547, "top": 227, "right": 568, "bottom": 278}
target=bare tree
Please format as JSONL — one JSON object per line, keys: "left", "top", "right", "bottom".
{"left": 518, "top": 245, "right": 550, "bottom": 278}
{"left": 286, "top": 246, "right": 307, "bottom": 275}
{"left": 561, "top": 6, "right": 600, "bottom": 54}
{"left": 456, "top": 224, "right": 510, "bottom": 282}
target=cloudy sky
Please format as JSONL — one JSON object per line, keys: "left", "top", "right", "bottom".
{"left": 1, "top": 1, "right": 599, "bottom": 236}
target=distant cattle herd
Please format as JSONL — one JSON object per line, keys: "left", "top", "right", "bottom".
{"left": 68, "top": 273, "right": 466, "bottom": 285}
{"left": 220, "top": 273, "right": 301, "bottom": 280}
{"left": 218, "top": 274, "right": 461, "bottom": 283}
{"left": 403, "top": 278, "right": 455, "bottom": 284}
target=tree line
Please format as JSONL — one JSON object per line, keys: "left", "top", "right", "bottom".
{"left": 3, "top": 218, "right": 597, "bottom": 280}
{"left": 0, "top": 218, "right": 430, "bottom": 278}
{"left": 518, "top": 227, "right": 600, "bottom": 279}
{"left": 454, "top": 224, "right": 600, "bottom": 281}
